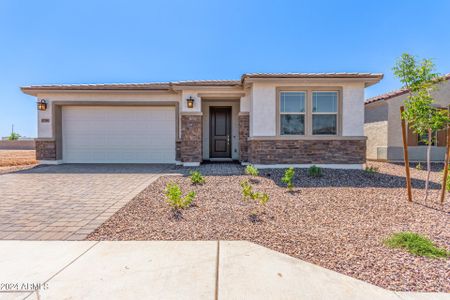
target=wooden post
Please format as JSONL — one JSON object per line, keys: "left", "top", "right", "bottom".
{"left": 400, "top": 106, "right": 412, "bottom": 202}
{"left": 440, "top": 106, "right": 450, "bottom": 204}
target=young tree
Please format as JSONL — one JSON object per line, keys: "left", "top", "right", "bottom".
{"left": 393, "top": 53, "right": 449, "bottom": 201}
{"left": 7, "top": 132, "right": 21, "bottom": 141}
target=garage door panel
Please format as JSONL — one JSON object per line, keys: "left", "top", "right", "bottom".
{"left": 62, "top": 106, "right": 176, "bottom": 163}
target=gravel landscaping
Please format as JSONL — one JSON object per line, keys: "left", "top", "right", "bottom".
{"left": 88, "top": 162, "right": 450, "bottom": 292}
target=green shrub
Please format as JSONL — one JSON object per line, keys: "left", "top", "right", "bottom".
{"left": 364, "top": 165, "right": 379, "bottom": 174}
{"left": 240, "top": 180, "right": 269, "bottom": 221}
{"left": 415, "top": 162, "right": 423, "bottom": 170}
{"left": 281, "top": 167, "right": 295, "bottom": 190}
{"left": 189, "top": 170, "right": 205, "bottom": 185}
{"left": 240, "top": 180, "right": 269, "bottom": 206}
{"left": 240, "top": 179, "right": 253, "bottom": 199}
{"left": 446, "top": 172, "right": 450, "bottom": 192}
{"left": 165, "top": 183, "right": 196, "bottom": 210}
{"left": 245, "top": 164, "right": 259, "bottom": 176}
{"left": 384, "top": 232, "right": 449, "bottom": 259}
{"left": 308, "top": 165, "right": 323, "bottom": 177}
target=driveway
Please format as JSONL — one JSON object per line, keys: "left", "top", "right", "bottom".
{"left": 0, "top": 164, "right": 171, "bottom": 240}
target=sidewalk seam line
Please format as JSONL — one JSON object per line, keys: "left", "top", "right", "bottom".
{"left": 215, "top": 240, "right": 220, "bottom": 300}
{"left": 23, "top": 241, "right": 101, "bottom": 300}
{"left": 393, "top": 291, "right": 407, "bottom": 300}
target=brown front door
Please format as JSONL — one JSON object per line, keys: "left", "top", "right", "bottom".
{"left": 210, "top": 107, "right": 232, "bottom": 158}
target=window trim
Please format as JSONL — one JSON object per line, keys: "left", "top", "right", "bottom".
{"left": 276, "top": 86, "right": 343, "bottom": 137}
{"left": 279, "top": 90, "right": 306, "bottom": 135}
{"left": 311, "top": 91, "right": 339, "bottom": 135}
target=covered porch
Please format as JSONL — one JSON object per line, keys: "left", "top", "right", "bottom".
{"left": 177, "top": 91, "right": 250, "bottom": 166}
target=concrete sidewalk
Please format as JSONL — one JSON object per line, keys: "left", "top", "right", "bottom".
{"left": 0, "top": 241, "right": 448, "bottom": 300}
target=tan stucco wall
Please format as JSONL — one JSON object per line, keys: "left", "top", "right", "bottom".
{"left": 364, "top": 101, "right": 388, "bottom": 160}
{"left": 365, "top": 101, "right": 388, "bottom": 123}
{"left": 249, "top": 80, "right": 367, "bottom": 137}
{"left": 364, "top": 121, "right": 388, "bottom": 160}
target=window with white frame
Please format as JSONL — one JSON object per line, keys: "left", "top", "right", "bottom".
{"left": 312, "top": 91, "right": 338, "bottom": 135}
{"left": 280, "top": 91, "right": 305, "bottom": 135}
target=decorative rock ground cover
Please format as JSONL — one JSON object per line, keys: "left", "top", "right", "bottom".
{"left": 88, "top": 162, "right": 450, "bottom": 292}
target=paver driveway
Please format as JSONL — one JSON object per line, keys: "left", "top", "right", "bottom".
{"left": 0, "top": 164, "right": 172, "bottom": 240}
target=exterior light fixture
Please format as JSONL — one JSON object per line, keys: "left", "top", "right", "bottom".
{"left": 186, "top": 96, "right": 195, "bottom": 109}
{"left": 37, "top": 99, "right": 48, "bottom": 111}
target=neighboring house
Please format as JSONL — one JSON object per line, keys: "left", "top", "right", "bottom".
{"left": 364, "top": 75, "right": 450, "bottom": 162}
{"left": 21, "top": 72, "right": 382, "bottom": 168}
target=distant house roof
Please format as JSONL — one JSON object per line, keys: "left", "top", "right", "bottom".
{"left": 21, "top": 72, "right": 383, "bottom": 95}
{"left": 365, "top": 74, "right": 450, "bottom": 105}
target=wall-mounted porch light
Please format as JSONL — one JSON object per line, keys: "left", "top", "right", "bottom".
{"left": 37, "top": 99, "right": 48, "bottom": 111}
{"left": 186, "top": 96, "right": 195, "bottom": 109}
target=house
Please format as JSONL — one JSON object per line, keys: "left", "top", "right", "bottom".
{"left": 21, "top": 73, "right": 383, "bottom": 168}
{"left": 364, "top": 75, "right": 450, "bottom": 162}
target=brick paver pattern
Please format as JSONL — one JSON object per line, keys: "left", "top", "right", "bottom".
{"left": 0, "top": 164, "right": 171, "bottom": 240}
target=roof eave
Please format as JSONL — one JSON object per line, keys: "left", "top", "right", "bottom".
{"left": 20, "top": 87, "right": 174, "bottom": 96}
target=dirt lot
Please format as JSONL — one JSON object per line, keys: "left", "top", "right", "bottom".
{"left": 0, "top": 150, "right": 37, "bottom": 173}
{"left": 88, "top": 162, "right": 449, "bottom": 292}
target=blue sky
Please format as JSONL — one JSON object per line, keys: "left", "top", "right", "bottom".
{"left": 1, "top": 0, "right": 449, "bottom": 137}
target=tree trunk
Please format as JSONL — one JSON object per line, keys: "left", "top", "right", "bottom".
{"left": 425, "top": 128, "right": 432, "bottom": 201}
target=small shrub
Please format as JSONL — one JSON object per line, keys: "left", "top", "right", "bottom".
{"left": 415, "top": 163, "right": 423, "bottom": 170}
{"left": 245, "top": 164, "right": 259, "bottom": 176}
{"left": 240, "top": 180, "right": 269, "bottom": 203}
{"left": 165, "top": 183, "right": 196, "bottom": 210}
{"left": 364, "top": 165, "right": 379, "bottom": 174}
{"left": 308, "top": 165, "right": 323, "bottom": 177}
{"left": 189, "top": 170, "right": 205, "bottom": 185}
{"left": 240, "top": 180, "right": 253, "bottom": 200}
{"left": 446, "top": 172, "right": 450, "bottom": 192}
{"left": 384, "top": 232, "right": 449, "bottom": 259}
{"left": 256, "top": 192, "right": 270, "bottom": 206}
{"left": 240, "top": 180, "right": 269, "bottom": 219}
{"left": 281, "top": 167, "right": 295, "bottom": 190}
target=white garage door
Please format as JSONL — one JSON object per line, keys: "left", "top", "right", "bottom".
{"left": 62, "top": 106, "right": 176, "bottom": 163}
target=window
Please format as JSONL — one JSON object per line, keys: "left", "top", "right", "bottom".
{"left": 280, "top": 92, "right": 305, "bottom": 135}
{"left": 312, "top": 91, "right": 338, "bottom": 135}
{"left": 417, "top": 131, "right": 437, "bottom": 146}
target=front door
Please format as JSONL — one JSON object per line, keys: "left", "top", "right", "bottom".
{"left": 210, "top": 107, "right": 232, "bottom": 158}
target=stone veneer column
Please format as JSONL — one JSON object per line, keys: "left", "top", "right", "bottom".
{"left": 35, "top": 139, "right": 57, "bottom": 160}
{"left": 180, "top": 113, "right": 203, "bottom": 164}
{"left": 238, "top": 112, "right": 250, "bottom": 162}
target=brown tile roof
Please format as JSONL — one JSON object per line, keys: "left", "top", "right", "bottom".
{"left": 241, "top": 72, "right": 383, "bottom": 80}
{"left": 365, "top": 74, "right": 450, "bottom": 105}
{"left": 20, "top": 80, "right": 241, "bottom": 93}
{"left": 365, "top": 88, "right": 409, "bottom": 104}
{"left": 21, "top": 72, "right": 384, "bottom": 95}
{"left": 21, "top": 82, "right": 172, "bottom": 91}
{"left": 174, "top": 80, "right": 241, "bottom": 86}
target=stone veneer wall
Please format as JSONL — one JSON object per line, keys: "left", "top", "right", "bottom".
{"left": 35, "top": 139, "right": 57, "bottom": 160}
{"left": 238, "top": 113, "right": 249, "bottom": 162}
{"left": 248, "top": 139, "right": 366, "bottom": 164}
{"left": 180, "top": 114, "right": 202, "bottom": 163}
{"left": 175, "top": 140, "right": 182, "bottom": 162}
